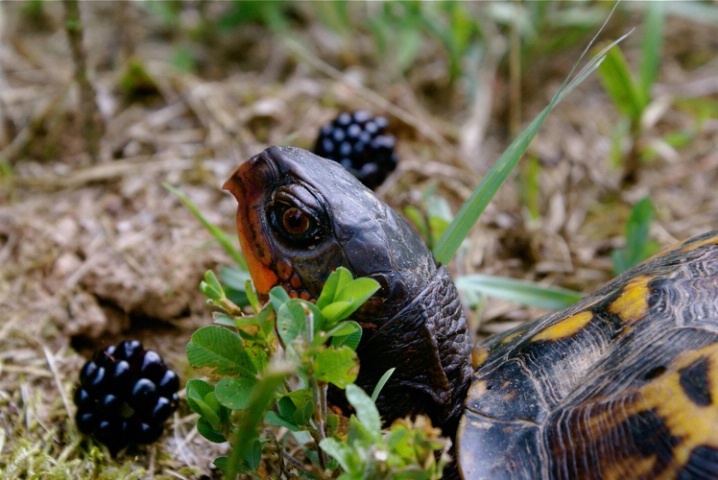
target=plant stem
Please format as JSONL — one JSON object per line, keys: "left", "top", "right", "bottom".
{"left": 305, "top": 307, "right": 328, "bottom": 473}
{"left": 310, "top": 376, "right": 328, "bottom": 472}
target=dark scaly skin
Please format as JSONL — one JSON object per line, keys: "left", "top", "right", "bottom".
{"left": 226, "top": 146, "right": 718, "bottom": 480}
{"left": 223, "top": 146, "right": 474, "bottom": 436}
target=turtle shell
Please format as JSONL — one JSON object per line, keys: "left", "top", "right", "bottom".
{"left": 459, "top": 231, "right": 718, "bottom": 479}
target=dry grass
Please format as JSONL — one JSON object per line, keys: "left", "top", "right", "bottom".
{"left": 0, "top": 2, "right": 716, "bottom": 478}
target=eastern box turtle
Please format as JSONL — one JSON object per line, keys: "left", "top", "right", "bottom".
{"left": 224, "top": 146, "right": 718, "bottom": 480}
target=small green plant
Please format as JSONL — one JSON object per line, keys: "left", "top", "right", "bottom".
{"left": 596, "top": 2, "right": 664, "bottom": 185}
{"left": 186, "top": 266, "right": 449, "bottom": 479}
{"left": 364, "top": 1, "right": 483, "bottom": 82}
{"left": 403, "top": 184, "right": 453, "bottom": 251}
{"left": 319, "top": 385, "right": 449, "bottom": 480}
{"left": 611, "top": 197, "right": 660, "bottom": 275}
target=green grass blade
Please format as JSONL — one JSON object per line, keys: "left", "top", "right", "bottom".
{"left": 432, "top": 106, "right": 551, "bottom": 265}
{"left": 455, "top": 274, "right": 583, "bottom": 311}
{"left": 163, "top": 183, "right": 248, "bottom": 270}
{"left": 596, "top": 46, "right": 644, "bottom": 120}
{"left": 639, "top": 1, "right": 664, "bottom": 99}
{"left": 624, "top": 197, "right": 654, "bottom": 264}
{"left": 612, "top": 196, "right": 659, "bottom": 274}
{"left": 433, "top": 15, "right": 631, "bottom": 264}
{"left": 370, "top": 367, "right": 396, "bottom": 403}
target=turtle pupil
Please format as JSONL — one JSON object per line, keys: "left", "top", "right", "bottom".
{"left": 283, "top": 208, "right": 309, "bottom": 235}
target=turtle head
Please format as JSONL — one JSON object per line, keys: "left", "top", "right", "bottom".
{"left": 223, "top": 146, "right": 435, "bottom": 324}
{"left": 224, "top": 146, "right": 472, "bottom": 434}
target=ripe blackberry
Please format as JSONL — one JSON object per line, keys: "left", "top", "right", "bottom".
{"left": 313, "top": 110, "right": 399, "bottom": 190}
{"left": 74, "top": 340, "right": 180, "bottom": 454}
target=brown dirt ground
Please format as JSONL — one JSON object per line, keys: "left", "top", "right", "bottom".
{"left": 0, "top": 2, "right": 717, "bottom": 479}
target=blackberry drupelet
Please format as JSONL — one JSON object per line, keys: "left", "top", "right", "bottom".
{"left": 74, "top": 340, "right": 180, "bottom": 454}
{"left": 313, "top": 110, "right": 399, "bottom": 189}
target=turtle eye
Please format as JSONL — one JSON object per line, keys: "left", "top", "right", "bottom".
{"left": 269, "top": 202, "right": 321, "bottom": 245}
{"left": 282, "top": 207, "right": 310, "bottom": 235}
{"left": 268, "top": 185, "right": 325, "bottom": 247}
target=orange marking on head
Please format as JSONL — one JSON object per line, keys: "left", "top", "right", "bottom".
{"left": 236, "top": 223, "right": 278, "bottom": 296}
{"left": 224, "top": 160, "right": 279, "bottom": 297}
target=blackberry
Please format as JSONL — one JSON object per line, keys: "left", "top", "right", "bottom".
{"left": 74, "top": 340, "right": 180, "bottom": 454}
{"left": 313, "top": 110, "right": 399, "bottom": 190}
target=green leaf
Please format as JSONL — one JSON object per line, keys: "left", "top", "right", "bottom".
{"left": 186, "top": 379, "right": 224, "bottom": 426}
{"left": 277, "top": 388, "right": 314, "bottom": 427}
{"left": 245, "top": 439, "right": 263, "bottom": 471}
{"left": 197, "top": 416, "right": 227, "bottom": 443}
{"left": 163, "top": 183, "right": 247, "bottom": 269}
{"left": 218, "top": 265, "right": 251, "bottom": 308}
{"left": 264, "top": 410, "right": 299, "bottom": 432}
{"left": 269, "top": 285, "right": 291, "bottom": 313}
{"left": 319, "top": 437, "right": 358, "bottom": 475}
{"left": 611, "top": 249, "right": 629, "bottom": 276}
{"left": 330, "top": 321, "right": 362, "bottom": 351}
{"left": 345, "top": 384, "right": 381, "bottom": 442}
{"left": 225, "top": 362, "right": 293, "bottom": 480}
{"left": 327, "top": 277, "right": 380, "bottom": 322}
{"left": 199, "top": 270, "right": 224, "bottom": 301}
{"left": 320, "top": 300, "right": 353, "bottom": 323}
{"left": 325, "top": 320, "right": 362, "bottom": 339}
{"left": 219, "top": 265, "right": 252, "bottom": 291}
{"left": 215, "top": 377, "right": 259, "bottom": 410}
{"left": 427, "top": 195, "right": 453, "bottom": 247}
{"left": 613, "top": 197, "right": 659, "bottom": 274}
{"left": 335, "top": 277, "right": 380, "bottom": 304}
{"left": 625, "top": 197, "right": 654, "bottom": 261}
{"left": 433, "top": 29, "right": 631, "bottom": 264}
{"left": 186, "top": 326, "right": 258, "bottom": 378}
{"left": 596, "top": 46, "right": 644, "bottom": 120}
{"left": 213, "top": 312, "right": 235, "bottom": 327}
{"left": 371, "top": 368, "right": 395, "bottom": 403}
{"left": 245, "top": 279, "right": 261, "bottom": 313}
{"left": 455, "top": 275, "right": 582, "bottom": 310}
{"left": 276, "top": 299, "right": 323, "bottom": 349}
{"left": 312, "top": 347, "right": 359, "bottom": 388}
{"left": 213, "top": 456, "right": 229, "bottom": 473}
{"left": 316, "top": 267, "right": 353, "bottom": 310}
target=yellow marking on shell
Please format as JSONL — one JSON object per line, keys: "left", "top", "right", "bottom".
{"left": 679, "top": 234, "right": 718, "bottom": 254}
{"left": 467, "top": 380, "right": 489, "bottom": 400}
{"left": 530, "top": 311, "right": 594, "bottom": 342}
{"left": 604, "top": 455, "right": 657, "bottom": 480}
{"left": 645, "top": 233, "right": 718, "bottom": 262}
{"left": 472, "top": 346, "right": 490, "bottom": 369}
{"left": 633, "top": 344, "right": 718, "bottom": 475}
{"left": 500, "top": 330, "right": 523, "bottom": 345}
{"left": 583, "top": 343, "right": 718, "bottom": 479}
{"left": 608, "top": 275, "right": 651, "bottom": 324}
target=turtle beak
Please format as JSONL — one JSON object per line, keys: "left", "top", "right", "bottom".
{"left": 222, "top": 165, "right": 243, "bottom": 200}
{"left": 223, "top": 152, "right": 280, "bottom": 298}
